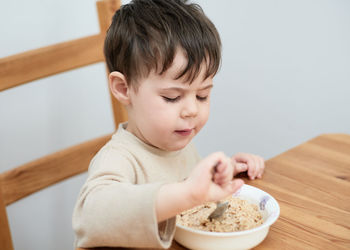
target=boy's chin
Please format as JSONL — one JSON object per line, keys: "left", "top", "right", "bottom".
{"left": 160, "top": 141, "right": 190, "bottom": 152}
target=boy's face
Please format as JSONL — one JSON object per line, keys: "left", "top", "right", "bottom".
{"left": 126, "top": 51, "right": 213, "bottom": 151}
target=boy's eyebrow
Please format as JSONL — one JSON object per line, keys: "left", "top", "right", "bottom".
{"left": 161, "top": 84, "right": 214, "bottom": 91}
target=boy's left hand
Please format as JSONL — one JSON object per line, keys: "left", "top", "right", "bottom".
{"left": 232, "top": 153, "right": 265, "bottom": 180}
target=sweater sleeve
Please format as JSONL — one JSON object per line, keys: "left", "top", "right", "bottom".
{"left": 72, "top": 147, "right": 175, "bottom": 248}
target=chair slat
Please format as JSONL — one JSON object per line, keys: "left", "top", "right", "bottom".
{"left": 0, "top": 34, "right": 104, "bottom": 91}
{"left": 0, "top": 134, "right": 112, "bottom": 205}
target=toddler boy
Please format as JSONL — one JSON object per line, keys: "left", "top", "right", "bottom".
{"left": 73, "top": 0, "right": 264, "bottom": 248}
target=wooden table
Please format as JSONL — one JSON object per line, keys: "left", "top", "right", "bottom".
{"left": 78, "top": 133, "right": 350, "bottom": 250}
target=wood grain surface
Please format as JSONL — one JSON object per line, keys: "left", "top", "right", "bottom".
{"left": 250, "top": 133, "right": 350, "bottom": 250}
{"left": 1, "top": 134, "right": 112, "bottom": 206}
{"left": 77, "top": 133, "right": 350, "bottom": 250}
{"left": 0, "top": 34, "right": 104, "bottom": 91}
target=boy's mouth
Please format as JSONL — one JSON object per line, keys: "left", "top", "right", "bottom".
{"left": 174, "top": 129, "right": 193, "bottom": 136}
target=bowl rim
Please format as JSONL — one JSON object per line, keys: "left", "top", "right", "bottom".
{"left": 176, "top": 184, "right": 280, "bottom": 237}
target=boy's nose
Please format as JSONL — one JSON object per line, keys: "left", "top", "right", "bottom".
{"left": 181, "top": 97, "right": 198, "bottom": 118}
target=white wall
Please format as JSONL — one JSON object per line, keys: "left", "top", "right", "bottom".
{"left": 0, "top": 0, "right": 349, "bottom": 249}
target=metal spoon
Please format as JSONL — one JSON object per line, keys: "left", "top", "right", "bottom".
{"left": 207, "top": 162, "right": 229, "bottom": 220}
{"left": 208, "top": 201, "right": 229, "bottom": 220}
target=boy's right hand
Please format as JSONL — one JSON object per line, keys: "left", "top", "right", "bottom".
{"left": 184, "top": 152, "right": 244, "bottom": 206}
{"left": 156, "top": 152, "right": 244, "bottom": 222}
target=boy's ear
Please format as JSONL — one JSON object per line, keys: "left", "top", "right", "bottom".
{"left": 109, "top": 71, "right": 131, "bottom": 105}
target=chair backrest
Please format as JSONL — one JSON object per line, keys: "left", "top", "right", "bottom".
{"left": 0, "top": 1, "right": 126, "bottom": 249}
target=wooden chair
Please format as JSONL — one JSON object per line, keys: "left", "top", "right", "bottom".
{"left": 0, "top": 1, "right": 126, "bottom": 249}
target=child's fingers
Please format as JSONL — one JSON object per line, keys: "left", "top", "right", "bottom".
{"left": 215, "top": 157, "right": 230, "bottom": 173}
{"left": 214, "top": 171, "right": 230, "bottom": 184}
{"left": 225, "top": 179, "right": 244, "bottom": 194}
{"left": 213, "top": 157, "right": 232, "bottom": 184}
{"left": 205, "top": 152, "right": 228, "bottom": 175}
{"left": 210, "top": 178, "right": 244, "bottom": 199}
{"left": 250, "top": 155, "right": 265, "bottom": 179}
{"left": 249, "top": 155, "right": 262, "bottom": 179}
{"left": 234, "top": 163, "right": 248, "bottom": 175}
{"left": 252, "top": 156, "right": 260, "bottom": 179}
{"left": 255, "top": 156, "right": 261, "bottom": 178}
{"left": 234, "top": 153, "right": 254, "bottom": 176}
{"left": 232, "top": 153, "right": 265, "bottom": 180}
{"left": 234, "top": 153, "right": 261, "bottom": 180}
{"left": 247, "top": 159, "right": 257, "bottom": 179}
{"left": 257, "top": 156, "right": 265, "bottom": 178}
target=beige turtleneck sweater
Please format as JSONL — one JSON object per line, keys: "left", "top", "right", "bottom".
{"left": 72, "top": 123, "right": 200, "bottom": 248}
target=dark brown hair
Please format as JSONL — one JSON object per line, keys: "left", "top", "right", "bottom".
{"left": 104, "top": 0, "right": 221, "bottom": 86}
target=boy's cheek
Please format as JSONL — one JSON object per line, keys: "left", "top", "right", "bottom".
{"left": 201, "top": 106, "right": 210, "bottom": 123}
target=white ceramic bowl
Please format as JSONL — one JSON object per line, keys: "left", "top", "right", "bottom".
{"left": 174, "top": 184, "right": 280, "bottom": 250}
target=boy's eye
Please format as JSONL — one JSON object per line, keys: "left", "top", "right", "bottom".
{"left": 196, "top": 95, "right": 208, "bottom": 101}
{"left": 162, "top": 96, "right": 180, "bottom": 103}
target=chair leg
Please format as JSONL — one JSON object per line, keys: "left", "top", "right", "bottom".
{"left": 0, "top": 184, "right": 14, "bottom": 250}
